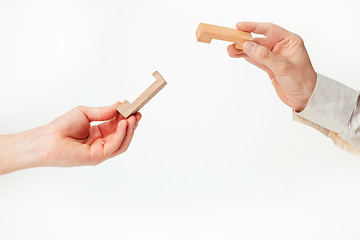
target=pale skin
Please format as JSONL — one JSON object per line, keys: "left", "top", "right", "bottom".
{"left": 0, "top": 102, "right": 141, "bottom": 175}
{"left": 227, "top": 22, "right": 317, "bottom": 112}
{"left": 0, "top": 22, "right": 317, "bottom": 175}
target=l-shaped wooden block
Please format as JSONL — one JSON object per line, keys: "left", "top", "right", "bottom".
{"left": 116, "top": 71, "right": 167, "bottom": 118}
{"left": 196, "top": 23, "right": 253, "bottom": 49}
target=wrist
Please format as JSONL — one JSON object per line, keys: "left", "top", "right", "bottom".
{"left": 0, "top": 126, "right": 50, "bottom": 175}
{"left": 294, "top": 101, "right": 308, "bottom": 113}
{"left": 294, "top": 70, "right": 317, "bottom": 112}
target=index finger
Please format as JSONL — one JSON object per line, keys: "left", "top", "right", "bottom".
{"left": 236, "top": 22, "right": 293, "bottom": 42}
{"left": 77, "top": 102, "right": 120, "bottom": 122}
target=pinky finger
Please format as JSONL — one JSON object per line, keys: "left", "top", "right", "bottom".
{"left": 135, "top": 112, "right": 142, "bottom": 123}
{"left": 227, "top": 43, "right": 244, "bottom": 55}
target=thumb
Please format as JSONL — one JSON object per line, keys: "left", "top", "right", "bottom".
{"left": 242, "top": 41, "right": 287, "bottom": 71}
{"left": 77, "top": 102, "right": 120, "bottom": 122}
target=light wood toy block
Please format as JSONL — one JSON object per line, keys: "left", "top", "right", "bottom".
{"left": 116, "top": 71, "right": 167, "bottom": 118}
{"left": 196, "top": 23, "right": 253, "bottom": 49}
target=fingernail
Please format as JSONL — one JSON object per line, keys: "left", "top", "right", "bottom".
{"left": 134, "top": 121, "right": 138, "bottom": 130}
{"left": 243, "top": 41, "right": 254, "bottom": 54}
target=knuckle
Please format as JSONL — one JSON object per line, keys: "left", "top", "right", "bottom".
{"left": 265, "top": 22, "right": 278, "bottom": 30}
{"left": 293, "top": 34, "right": 304, "bottom": 45}
{"left": 256, "top": 46, "right": 270, "bottom": 61}
{"left": 123, "top": 146, "right": 129, "bottom": 153}
{"left": 74, "top": 105, "right": 84, "bottom": 111}
{"left": 90, "top": 159, "right": 102, "bottom": 166}
{"left": 88, "top": 156, "right": 103, "bottom": 166}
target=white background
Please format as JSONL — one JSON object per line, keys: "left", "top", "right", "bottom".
{"left": 1, "top": 0, "right": 360, "bottom": 239}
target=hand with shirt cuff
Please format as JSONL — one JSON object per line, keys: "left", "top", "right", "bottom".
{"left": 228, "top": 22, "right": 360, "bottom": 154}
{"left": 227, "top": 22, "right": 317, "bottom": 113}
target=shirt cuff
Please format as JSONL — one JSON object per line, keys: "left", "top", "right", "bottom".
{"left": 295, "top": 73, "right": 359, "bottom": 133}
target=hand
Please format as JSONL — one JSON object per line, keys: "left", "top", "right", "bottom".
{"left": 227, "top": 22, "right": 317, "bottom": 112}
{"left": 0, "top": 102, "right": 141, "bottom": 174}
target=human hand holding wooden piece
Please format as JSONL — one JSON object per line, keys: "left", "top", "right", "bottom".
{"left": 0, "top": 103, "right": 141, "bottom": 175}
{"left": 227, "top": 22, "right": 317, "bottom": 112}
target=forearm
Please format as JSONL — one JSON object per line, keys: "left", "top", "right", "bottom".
{"left": 0, "top": 127, "right": 48, "bottom": 175}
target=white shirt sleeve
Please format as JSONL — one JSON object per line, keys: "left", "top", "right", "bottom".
{"left": 293, "top": 73, "right": 360, "bottom": 154}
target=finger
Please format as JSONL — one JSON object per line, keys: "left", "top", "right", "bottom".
{"left": 242, "top": 41, "right": 290, "bottom": 71}
{"left": 109, "top": 116, "right": 137, "bottom": 158}
{"left": 88, "top": 120, "right": 127, "bottom": 163}
{"left": 77, "top": 102, "right": 120, "bottom": 122}
{"left": 227, "top": 43, "right": 244, "bottom": 55}
{"left": 135, "top": 112, "right": 142, "bottom": 122}
{"left": 134, "top": 112, "right": 141, "bottom": 129}
{"left": 252, "top": 37, "right": 277, "bottom": 51}
{"left": 227, "top": 44, "right": 247, "bottom": 58}
{"left": 229, "top": 52, "right": 247, "bottom": 58}
{"left": 86, "top": 125, "right": 103, "bottom": 145}
{"left": 236, "top": 22, "right": 293, "bottom": 42}
{"left": 116, "top": 112, "right": 126, "bottom": 121}
{"left": 103, "top": 120, "right": 128, "bottom": 157}
{"left": 118, "top": 116, "right": 137, "bottom": 153}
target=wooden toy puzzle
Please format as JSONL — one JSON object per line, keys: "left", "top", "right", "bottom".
{"left": 196, "top": 23, "right": 253, "bottom": 49}
{"left": 116, "top": 71, "right": 167, "bottom": 118}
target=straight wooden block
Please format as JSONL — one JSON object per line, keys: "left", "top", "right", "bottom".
{"left": 196, "top": 23, "right": 253, "bottom": 49}
{"left": 116, "top": 71, "right": 167, "bottom": 118}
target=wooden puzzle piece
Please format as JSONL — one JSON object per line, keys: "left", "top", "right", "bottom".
{"left": 196, "top": 23, "right": 253, "bottom": 49}
{"left": 116, "top": 71, "right": 167, "bottom": 118}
